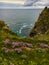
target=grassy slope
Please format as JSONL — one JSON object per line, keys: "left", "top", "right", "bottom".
{"left": 0, "top": 34, "right": 49, "bottom": 65}
{"left": 0, "top": 34, "right": 49, "bottom": 64}
{"left": 0, "top": 7, "right": 49, "bottom": 65}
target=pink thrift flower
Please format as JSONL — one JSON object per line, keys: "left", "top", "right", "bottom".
{"left": 12, "top": 42, "right": 21, "bottom": 48}
{"left": 14, "top": 48, "right": 22, "bottom": 53}
{"left": 38, "top": 43, "right": 49, "bottom": 48}
{"left": 26, "top": 43, "right": 33, "bottom": 48}
{"left": 4, "top": 39, "right": 11, "bottom": 44}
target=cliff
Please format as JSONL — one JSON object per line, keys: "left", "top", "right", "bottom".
{"left": 30, "top": 7, "right": 49, "bottom": 37}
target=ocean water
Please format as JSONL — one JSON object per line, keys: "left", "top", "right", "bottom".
{"left": 0, "top": 9, "right": 43, "bottom": 37}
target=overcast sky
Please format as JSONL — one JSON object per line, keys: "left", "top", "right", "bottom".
{"left": 0, "top": 0, "right": 49, "bottom": 8}
{"left": 0, "top": 0, "right": 25, "bottom": 4}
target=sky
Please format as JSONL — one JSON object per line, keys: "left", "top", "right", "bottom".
{"left": 0, "top": 0, "right": 25, "bottom": 4}
{"left": 0, "top": 0, "right": 49, "bottom": 8}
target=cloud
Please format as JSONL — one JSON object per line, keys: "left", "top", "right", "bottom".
{"left": 23, "top": 0, "right": 38, "bottom": 6}
{"left": 23, "top": 0, "right": 49, "bottom": 7}
{"left": 0, "top": 0, "right": 25, "bottom": 4}
{"left": 33, "top": 0, "right": 49, "bottom": 6}
{"left": 0, "top": 0, "right": 49, "bottom": 8}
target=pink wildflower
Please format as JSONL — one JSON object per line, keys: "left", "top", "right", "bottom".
{"left": 14, "top": 48, "right": 22, "bottom": 53}
{"left": 26, "top": 43, "right": 33, "bottom": 48}
{"left": 38, "top": 43, "right": 49, "bottom": 48}
{"left": 4, "top": 39, "right": 11, "bottom": 44}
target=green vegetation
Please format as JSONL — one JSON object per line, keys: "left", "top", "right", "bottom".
{"left": 0, "top": 20, "right": 18, "bottom": 38}
{"left": 0, "top": 7, "right": 49, "bottom": 65}
{"left": 30, "top": 7, "right": 49, "bottom": 37}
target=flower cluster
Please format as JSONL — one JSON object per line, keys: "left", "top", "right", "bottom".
{"left": 12, "top": 42, "right": 22, "bottom": 48}
{"left": 4, "top": 39, "right": 11, "bottom": 44}
{"left": 2, "top": 47, "right": 10, "bottom": 53}
{"left": 22, "top": 43, "right": 33, "bottom": 48}
{"left": 26, "top": 43, "right": 33, "bottom": 48}
{"left": 4, "top": 39, "right": 33, "bottom": 48}
{"left": 14, "top": 48, "right": 22, "bottom": 53}
{"left": 4, "top": 39, "right": 33, "bottom": 54}
{"left": 38, "top": 43, "right": 49, "bottom": 48}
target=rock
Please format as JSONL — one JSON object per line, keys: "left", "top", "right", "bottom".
{"left": 30, "top": 7, "right": 49, "bottom": 37}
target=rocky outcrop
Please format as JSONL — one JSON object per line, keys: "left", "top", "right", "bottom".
{"left": 0, "top": 20, "right": 17, "bottom": 36}
{"left": 30, "top": 7, "right": 49, "bottom": 37}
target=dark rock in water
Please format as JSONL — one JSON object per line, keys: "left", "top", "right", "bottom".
{"left": 30, "top": 31, "right": 37, "bottom": 37}
{"left": 30, "top": 7, "right": 49, "bottom": 37}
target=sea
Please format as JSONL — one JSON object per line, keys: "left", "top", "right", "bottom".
{"left": 0, "top": 9, "right": 43, "bottom": 37}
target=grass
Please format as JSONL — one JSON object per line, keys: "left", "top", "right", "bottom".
{"left": 0, "top": 25, "right": 49, "bottom": 65}
{"left": 0, "top": 34, "right": 49, "bottom": 65}
{"left": 0, "top": 14, "right": 49, "bottom": 65}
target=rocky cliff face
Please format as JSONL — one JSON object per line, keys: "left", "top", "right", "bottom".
{"left": 30, "top": 7, "right": 49, "bottom": 37}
